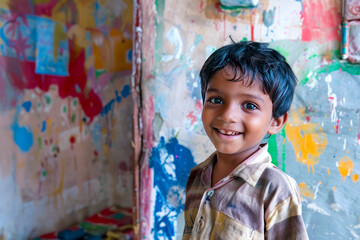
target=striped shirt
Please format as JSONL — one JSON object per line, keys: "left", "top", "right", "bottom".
{"left": 182, "top": 144, "right": 308, "bottom": 240}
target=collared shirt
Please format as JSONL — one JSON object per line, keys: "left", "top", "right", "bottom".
{"left": 182, "top": 144, "right": 309, "bottom": 240}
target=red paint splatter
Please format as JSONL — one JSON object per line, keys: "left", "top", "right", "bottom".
{"left": 301, "top": 0, "right": 341, "bottom": 42}
{"left": 69, "top": 135, "right": 76, "bottom": 144}
{"left": 306, "top": 116, "right": 311, "bottom": 122}
{"left": 250, "top": 10, "right": 256, "bottom": 41}
{"left": 0, "top": 40, "right": 102, "bottom": 122}
{"left": 357, "top": 133, "right": 360, "bottom": 144}
{"left": 33, "top": 0, "right": 58, "bottom": 17}
{"left": 200, "top": 0, "right": 204, "bottom": 13}
{"left": 94, "top": 150, "right": 98, "bottom": 156}
{"left": 336, "top": 119, "right": 340, "bottom": 134}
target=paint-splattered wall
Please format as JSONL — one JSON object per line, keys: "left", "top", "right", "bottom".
{"left": 139, "top": 0, "right": 360, "bottom": 239}
{"left": 0, "top": 0, "right": 134, "bottom": 238}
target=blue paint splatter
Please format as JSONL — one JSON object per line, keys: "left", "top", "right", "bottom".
{"left": 126, "top": 49, "right": 132, "bottom": 62}
{"left": 100, "top": 86, "right": 131, "bottom": 117}
{"left": 121, "top": 85, "right": 131, "bottom": 98}
{"left": 41, "top": 121, "right": 46, "bottom": 132}
{"left": 263, "top": 7, "right": 276, "bottom": 36}
{"left": 22, "top": 101, "right": 32, "bottom": 112}
{"left": 100, "top": 99, "right": 115, "bottom": 116}
{"left": 194, "top": 35, "right": 203, "bottom": 46}
{"left": 12, "top": 123, "right": 34, "bottom": 152}
{"left": 150, "top": 137, "right": 196, "bottom": 239}
{"left": 115, "top": 90, "right": 122, "bottom": 103}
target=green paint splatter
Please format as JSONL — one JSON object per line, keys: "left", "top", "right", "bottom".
{"left": 273, "top": 47, "right": 290, "bottom": 59}
{"left": 300, "top": 58, "right": 360, "bottom": 85}
{"left": 44, "top": 95, "right": 51, "bottom": 104}
{"left": 52, "top": 145, "right": 57, "bottom": 152}
{"left": 38, "top": 137, "right": 42, "bottom": 150}
{"left": 63, "top": 105, "right": 67, "bottom": 113}
{"left": 71, "top": 114, "right": 76, "bottom": 123}
{"left": 95, "top": 69, "right": 106, "bottom": 79}
{"left": 268, "top": 134, "right": 279, "bottom": 167}
{"left": 42, "top": 171, "right": 47, "bottom": 178}
{"left": 73, "top": 99, "right": 78, "bottom": 106}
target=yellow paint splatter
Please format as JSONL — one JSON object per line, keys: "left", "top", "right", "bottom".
{"left": 285, "top": 108, "right": 327, "bottom": 174}
{"left": 298, "top": 182, "right": 315, "bottom": 199}
{"left": 351, "top": 174, "right": 359, "bottom": 183}
{"left": 74, "top": 0, "right": 96, "bottom": 28}
{"left": 338, "top": 156, "right": 353, "bottom": 181}
{"left": 50, "top": 158, "right": 65, "bottom": 209}
{"left": 18, "top": 162, "right": 25, "bottom": 169}
{"left": 333, "top": 187, "right": 337, "bottom": 191}
{"left": 327, "top": 167, "right": 331, "bottom": 175}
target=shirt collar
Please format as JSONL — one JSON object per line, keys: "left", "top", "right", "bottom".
{"left": 199, "top": 144, "right": 272, "bottom": 188}
{"left": 231, "top": 144, "right": 272, "bottom": 186}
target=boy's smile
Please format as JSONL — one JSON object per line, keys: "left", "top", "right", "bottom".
{"left": 201, "top": 65, "right": 285, "bottom": 163}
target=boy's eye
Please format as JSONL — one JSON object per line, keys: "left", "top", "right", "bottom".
{"left": 208, "top": 97, "right": 223, "bottom": 104}
{"left": 243, "top": 102, "right": 258, "bottom": 110}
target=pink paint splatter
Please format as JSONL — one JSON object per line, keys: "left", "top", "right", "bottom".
{"left": 186, "top": 111, "right": 198, "bottom": 125}
{"left": 301, "top": 0, "right": 341, "bottom": 42}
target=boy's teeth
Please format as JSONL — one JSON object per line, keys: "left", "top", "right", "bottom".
{"left": 219, "top": 129, "right": 238, "bottom": 135}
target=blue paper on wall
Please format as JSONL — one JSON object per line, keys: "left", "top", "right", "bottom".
{"left": 35, "top": 18, "right": 69, "bottom": 76}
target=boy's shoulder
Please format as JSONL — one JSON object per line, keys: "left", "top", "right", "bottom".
{"left": 259, "top": 164, "right": 299, "bottom": 195}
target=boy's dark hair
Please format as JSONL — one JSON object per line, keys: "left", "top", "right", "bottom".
{"left": 200, "top": 41, "right": 297, "bottom": 118}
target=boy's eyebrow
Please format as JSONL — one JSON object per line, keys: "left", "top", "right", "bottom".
{"left": 206, "top": 88, "right": 265, "bottom": 103}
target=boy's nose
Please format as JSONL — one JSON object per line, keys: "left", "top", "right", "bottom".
{"left": 218, "top": 103, "right": 239, "bottom": 123}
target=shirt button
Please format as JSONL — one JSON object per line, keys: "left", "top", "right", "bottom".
{"left": 199, "top": 216, "right": 205, "bottom": 230}
{"left": 207, "top": 190, "right": 214, "bottom": 197}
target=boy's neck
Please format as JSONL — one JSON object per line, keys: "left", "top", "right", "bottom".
{"left": 216, "top": 146, "right": 261, "bottom": 168}
{"left": 212, "top": 146, "right": 262, "bottom": 186}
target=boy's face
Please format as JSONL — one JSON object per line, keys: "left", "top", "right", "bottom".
{"left": 201, "top": 65, "right": 286, "bottom": 159}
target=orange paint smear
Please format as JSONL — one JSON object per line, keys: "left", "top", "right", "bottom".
{"left": 351, "top": 174, "right": 359, "bottom": 183}
{"left": 285, "top": 108, "right": 327, "bottom": 174}
{"left": 338, "top": 156, "right": 353, "bottom": 181}
{"left": 299, "top": 182, "right": 315, "bottom": 199}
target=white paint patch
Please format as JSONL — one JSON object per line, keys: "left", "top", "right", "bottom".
{"left": 161, "top": 27, "right": 183, "bottom": 62}
{"left": 343, "top": 138, "right": 347, "bottom": 150}
{"left": 330, "top": 202, "right": 343, "bottom": 212}
{"left": 325, "top": 74, "right": 338, "bottom": 123}
{"left": 59, "top": 127, "right": 88, "bottom": 151}
{"left": 307, "top": 202, "right": 330, "bottom": 216}
{"left": 348, "top": 227, "right": 360, "bottom": 239}
{"left": 306, "top": 71, "right": 318, "bottom": 89}
{"left": 313, "top": 182, "right": 321, "bottom": 199}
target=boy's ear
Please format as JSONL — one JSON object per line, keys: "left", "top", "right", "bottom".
{"left": 268, "top": 113, "right": 288, "bottom": 135}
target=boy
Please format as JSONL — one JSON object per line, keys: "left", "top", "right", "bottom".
{"left": 182, "top": 41, "right": 308, "bottom": 239}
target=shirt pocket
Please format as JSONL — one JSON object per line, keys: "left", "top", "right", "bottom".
{"left": 212, "top": 212, "right": 263, "bottom": 240}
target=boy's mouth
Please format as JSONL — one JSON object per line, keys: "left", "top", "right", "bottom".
{"left": 215, "top": 128, "right": 241, "bottom": 136}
